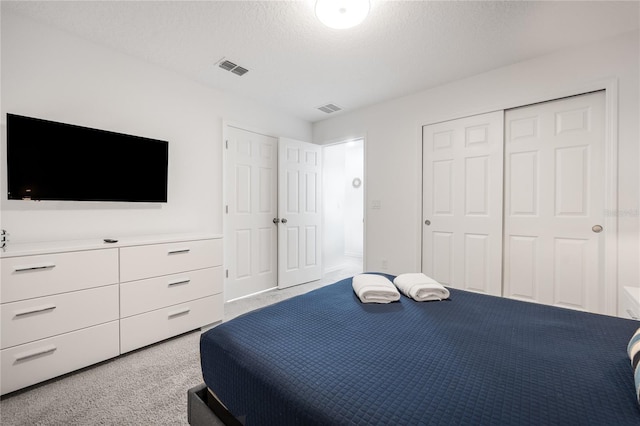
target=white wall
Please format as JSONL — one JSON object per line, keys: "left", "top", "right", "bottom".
{"left": 313, "top": 31, "right": 639, "bottom": 308}
{"left": 0, "top": 11, "right": 311, "bottom": 244}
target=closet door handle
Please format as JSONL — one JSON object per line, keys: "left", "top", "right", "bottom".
{"left": 14, "top": 345, "right": 57, "bottom": 362}
{"left": 281, "top": 218, "right": 288, "bottom": 224}
{"left": 14, "top": 304, "right": 57, "bottom": 317}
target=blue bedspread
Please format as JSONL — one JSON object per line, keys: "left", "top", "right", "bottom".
{"left": 200, "top": 275, "right": 640, "bottom": 425}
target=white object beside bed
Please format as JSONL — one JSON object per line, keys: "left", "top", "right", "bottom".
{"left": 0, "top": 233, "right": 223, "bottom": 395}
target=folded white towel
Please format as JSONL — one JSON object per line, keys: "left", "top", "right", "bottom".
{"left": 393, "top": 273, "right": 450, "bottom": 302}
{"left": 352, "top": 274, "right": 400, "bottom": 304}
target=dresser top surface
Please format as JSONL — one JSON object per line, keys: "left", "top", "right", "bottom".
{"left": 1, "top": 233, "right": 222, "bottom": 258}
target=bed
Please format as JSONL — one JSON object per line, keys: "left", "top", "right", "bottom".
{"left": 190, "top": 274, "right": 640, "bottom": 425}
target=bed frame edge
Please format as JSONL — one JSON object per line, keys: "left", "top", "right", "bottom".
{"left": 187, "top": 383, "right": 243, "bottom": 426}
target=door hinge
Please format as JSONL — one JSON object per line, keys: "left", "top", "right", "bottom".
{"left": 225, "top": 139, "right": 229, "bottom": 149}
{"left": 225, "top": 269, "right": 229, "bottom": 278}
{"left": 225, "top": 205, "right": 228, "bottom": 214}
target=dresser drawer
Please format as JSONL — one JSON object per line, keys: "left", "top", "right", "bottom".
{"left": 1, "top": 321, "right": 119, "bottom": 395}
{"left": 1, "top": 285, "right": 119, "bottom": 349}
{"left": 1, "top": 249, "right": 119, "bottom": 303}
{"left": 120, "top": 239, "right": 222, "bottom": 282}
{"left": 120, "top": 294, "right": 223, "bottom": 353}
{"left": 120, "top": 267, "right": 222, "bottom": 318}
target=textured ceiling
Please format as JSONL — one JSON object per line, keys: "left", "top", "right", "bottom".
{"left": 3, "top": 1, "right": 639, "bottom": 122}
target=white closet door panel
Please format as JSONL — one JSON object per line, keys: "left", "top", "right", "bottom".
{"left": 235, "top": 230, "right": 251, "bottom": 279}
{"left": 555, "top": 146, "right": 590, "bottom": 216}
{"left": 236, "top": 165, "right": 251, "bottom": 213}
{"left": 432, "top": 232, "right": 454, "bottom": 285}
{"left": 286, "top": 227, "right": 300, "bottom": 270}
{"left": 259, "top": 167, "right": 274, "bottom": 212}
{"left": 278, "top": 138, "right": 322, "bottom": 289}
{"left": 423, "top": 111, "right": 504, "bottom": 296}
{"left": 464, "top": 156, "right": 490, "bottom": 216}
{"left": 258, "top": 228, "right": 274, "bottom": 274}
{"left": 508, "top": 151, "right": 538, "bottom": 216}
{"left": 507, "top": 236, "right": 538, "bottom": 301}
{"left": 432, "top": 160, "right": 453, "bottom": 215}
{"left": 286, "top": 170, "right": 300, "bottom": 212}
{"left": 225, "top": 127, "right": 278, "bottom": 300}
{"left": 504, "top": 91, "right": 605, "bottom": 313}
{"left": 464, "top": 233, "right": 490, "bottom": 293}
{"left": 305, "top": 226, "right": 318, "bottom": 266}
{"left": 553, "top": 238, "right": 590, "bottom": 310}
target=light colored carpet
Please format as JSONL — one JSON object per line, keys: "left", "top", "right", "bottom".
{"left": 0, "top": 265, "right": 361, "bottom": 426}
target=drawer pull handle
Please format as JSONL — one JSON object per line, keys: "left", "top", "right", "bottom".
{"left": 168, "top": 308, "right": 190, "bottom": 318}
{"left": 168, "top": 248, "right": 190, "bottom": 255}
{"left": 14, "top": 304, "right": 57, "bottom": 317}
{"left": 168, "top": 278, "right": 190, "bottom": 287}
{"left": 14, "top": 344, "right": 57, "bottom": 362}
{"left": 14, "top": 263, "right": 56, "bottom": 272}
{"left": 627, "top": 309, "right": 639, "bottom": 320}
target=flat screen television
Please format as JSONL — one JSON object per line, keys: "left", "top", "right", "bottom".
{"left": 6, "top": 113, "right": 168, "bottom": 202}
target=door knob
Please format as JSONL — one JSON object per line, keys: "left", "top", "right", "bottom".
{"left": 281, "top": 218, "right": 288, "bottom": 224}
{"left": 424, "top": 220, "right": 431, "bottom": 226}
{"left": 273, "top": 218, "right": 280, "bottom": 224}
{"left": 592, "top": 225, "right": 603, "bottom": 233}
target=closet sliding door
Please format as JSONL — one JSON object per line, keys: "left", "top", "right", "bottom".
{"left": 422, "top": 91, "right": 608, "bottom": 314}
{"left": 503, "top": 91, "right": 606, "bottom": 313}
{"left": 422, "top": 111, "right": 504, "bottom": 296}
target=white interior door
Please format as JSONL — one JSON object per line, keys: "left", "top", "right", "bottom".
{"left": 422, "top": 111, "right": 504, "bottom": 296}
{"left": 504, "top": 91, "right": 605, "bottom": 313}
{"left": 224, "top": 126, "right": 278, "bottom": 300}
{"left": 278, "top": 138, "right": 322, "bottom": 289}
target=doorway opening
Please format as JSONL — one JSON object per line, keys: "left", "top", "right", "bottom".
{"left": 322, "top": 138, "right": 364, "bottom": 279}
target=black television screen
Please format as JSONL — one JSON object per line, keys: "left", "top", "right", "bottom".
{"left": 6, "top": 114, "right": 168, "bottom": 202}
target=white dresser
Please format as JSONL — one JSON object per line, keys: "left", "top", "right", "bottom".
{"left": 0, "top": 234, "right": 223, "bottom": 395}
{"left": 119, "top": 238, "right": 223, "bottom": 353}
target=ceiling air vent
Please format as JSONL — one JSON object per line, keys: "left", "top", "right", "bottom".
{"left": 231, "top": 66, "right": 249, "bottom": 76}
{"left": 217, "top": 58, "right": 249, "bottom": 76}
{"left": 317, "top": 103, "right": 342, "bottom": 114}
{"left": 219, "top": 60, "right": 237, "bottom": 71}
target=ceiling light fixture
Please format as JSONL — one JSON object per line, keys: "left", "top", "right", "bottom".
{"left": 315, "top": 0, "right": 370, "bottom": 29}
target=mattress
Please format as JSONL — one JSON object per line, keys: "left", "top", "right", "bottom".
{"left": 200, "top": 275, "right": 640, "bottom": 425}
